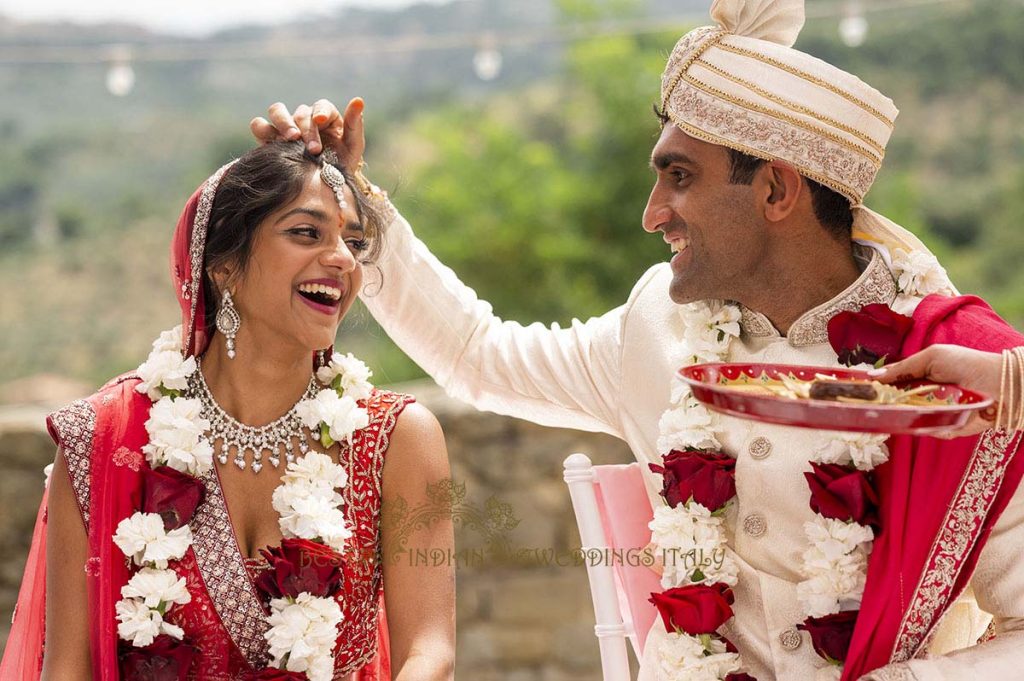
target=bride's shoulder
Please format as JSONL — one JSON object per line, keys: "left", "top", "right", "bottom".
{"left": 46, "top": 371, "right": 146, "bottom": 443}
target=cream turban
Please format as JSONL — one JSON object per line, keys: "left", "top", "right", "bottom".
{"left": 661, "top": 0, "right": 952, "bottom": 274}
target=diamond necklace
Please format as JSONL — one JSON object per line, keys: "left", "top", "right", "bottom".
{"left": 190, "top": 359, "right": 320, "bottom": 473}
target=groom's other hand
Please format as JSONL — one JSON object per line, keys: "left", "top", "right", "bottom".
{"left": 250, "top": 98, "right": 366, "bottom": 171}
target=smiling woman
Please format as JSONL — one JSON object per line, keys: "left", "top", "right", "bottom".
{"left": 1, "top": 141, "right": 456, "bottom": 681}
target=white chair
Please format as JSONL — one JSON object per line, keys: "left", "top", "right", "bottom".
{"left": 563, "top": 452, "right": 638, "bottom": 681}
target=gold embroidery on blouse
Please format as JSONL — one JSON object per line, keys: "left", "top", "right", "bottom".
{"left": 49, "top": 399, "right": 96, "bottom": 527}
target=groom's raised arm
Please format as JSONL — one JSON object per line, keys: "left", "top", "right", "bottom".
{"left": 362, "top": 207, "right": 652, "bottom": 438}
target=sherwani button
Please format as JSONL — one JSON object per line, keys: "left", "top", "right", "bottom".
{"left": 748, "top": 436, "right": 772, "bottom": 459}
{"left": 743, "top": 513, "right": 767, "bottom": 537}
{"left": 779, "top": 627, "right": 803, "bottom": 650}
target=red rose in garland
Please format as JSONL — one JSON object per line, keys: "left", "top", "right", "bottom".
{"left": 649, "top": 449, "right": 737, "bottom": 510}
{"left": 798, "top": 610, "right": 859, "bottom": 663}
{"left": 649, "top": 583, "right": 735, "bottom": 635}
{"left": 725, "top": 674, "right": 758, "bottom": 681}
{"left": 141, "top": 465, "right": 206, "bottom": 531}
{"left": 256, "top": 538, "right": 345, "bottom": 599}
{"left": 827, "top": 303, "right": 913, "bottom": 367}
{"left": 804, "top": 462, "right": 880, "bottom": 528}
{"left": 120, "top": 635, "right": 198, "bottom": 681}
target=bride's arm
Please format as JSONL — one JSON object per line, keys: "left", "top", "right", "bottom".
{"left": 381, "top": 403, "right": 456, "bottom": 680}
{"left": 40, "top": 449, "right": 92, "bottom": 681}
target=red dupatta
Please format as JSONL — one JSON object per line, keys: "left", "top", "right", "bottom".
{"left": 843, "top": 294, "right": 1024, "bottom": 679}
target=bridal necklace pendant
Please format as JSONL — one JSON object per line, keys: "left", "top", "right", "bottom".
{"left": 190, "top": 358, "right": 318, "bottom": 473}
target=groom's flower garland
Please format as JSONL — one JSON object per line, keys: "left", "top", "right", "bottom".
{"left": 648, "top": 249, "right": 949, "bottom": 681}
{"left": 111, "top": 327, "right": 373, "bottom": 681}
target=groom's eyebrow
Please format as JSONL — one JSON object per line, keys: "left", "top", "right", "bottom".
{"left": 650, "top": 152, "right": 695, "bottom": 171}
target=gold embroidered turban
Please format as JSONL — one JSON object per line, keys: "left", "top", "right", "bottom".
{"left": 661, "top": 0, "right": 948, "bottom": 267}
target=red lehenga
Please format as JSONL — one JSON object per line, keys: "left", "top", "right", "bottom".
{"left": 4, "top": 379, "right": 410, "bottom": 680}
{"left": 1, "top": 159, "right": 408, "bottom": 680}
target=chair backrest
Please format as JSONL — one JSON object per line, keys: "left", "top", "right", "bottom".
{"left": 563, "top": 453, "right": 659, "bottom": 680}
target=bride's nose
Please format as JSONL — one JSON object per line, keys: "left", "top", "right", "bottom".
{"left": 320, "top": 239, "right": 357, "bottom": 272}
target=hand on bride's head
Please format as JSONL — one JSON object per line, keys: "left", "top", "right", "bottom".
{"left": 251, "top": 98, "right": 366, "bottom": 172}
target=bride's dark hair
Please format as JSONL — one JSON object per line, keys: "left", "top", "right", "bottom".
{"left": 201, "top": 141, "right": 387, "bottom": 330}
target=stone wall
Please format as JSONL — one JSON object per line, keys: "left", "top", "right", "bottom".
{"left": 0, "top": 381, "right": 641, "bottom": 678}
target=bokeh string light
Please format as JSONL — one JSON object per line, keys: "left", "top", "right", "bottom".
{"left": 0, "top": 0, "right": 971, "bottom": 91}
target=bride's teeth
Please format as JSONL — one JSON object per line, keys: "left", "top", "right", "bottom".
{"left": 298, "top": 283, "right": 341, "bottom": 301}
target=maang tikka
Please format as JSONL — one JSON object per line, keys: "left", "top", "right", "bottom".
{"left": 216, "top": 289, "right": 241, "bottom": 359}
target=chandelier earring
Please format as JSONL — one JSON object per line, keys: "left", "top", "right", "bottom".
{"left": 216, "top": 289, "right": 242, "bottom": 359}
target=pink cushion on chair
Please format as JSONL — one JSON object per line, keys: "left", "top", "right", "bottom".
{"left": 592, "top": 463, "right": 660, "bottom": 654}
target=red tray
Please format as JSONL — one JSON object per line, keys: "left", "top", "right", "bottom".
{"left": 679, "top": 363, "right": 993, "bottom": 435}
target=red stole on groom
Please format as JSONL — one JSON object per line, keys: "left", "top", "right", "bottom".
{"left": 844, "top": 295, "right": 1024, "bottom": 679}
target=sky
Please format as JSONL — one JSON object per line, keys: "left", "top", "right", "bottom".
{"left": 0, "top": 0, "right": 451, "bottom": 36}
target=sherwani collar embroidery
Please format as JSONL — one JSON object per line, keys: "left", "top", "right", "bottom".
{"left": 737, "top": 244, "right": 898, "bottom": 347}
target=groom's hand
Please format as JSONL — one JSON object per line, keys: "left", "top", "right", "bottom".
{"left": 250, "top": 97, "right": 366, "bottom": 171}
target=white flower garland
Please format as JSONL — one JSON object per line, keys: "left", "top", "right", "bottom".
{"left": 651, "top": 252, "right": 946, "bottom": 679}
{"left": 111, "top": 329, "right": 372, "bottom": 681}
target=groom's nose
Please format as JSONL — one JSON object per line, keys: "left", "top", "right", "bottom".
{"left": 642, "top": 185, "right": 672, "bottom": 234}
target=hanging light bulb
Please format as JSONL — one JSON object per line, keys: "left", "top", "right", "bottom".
{"left": 105, "top": 45, "right": 135, "bottom": 97}
{"left": 839, "top": 1, "right": 869, "bottom": 48}
{"left": 473, "top": 33, "right": 502, "bottom": 82}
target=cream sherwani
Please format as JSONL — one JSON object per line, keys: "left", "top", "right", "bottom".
{"left": 363, "top": 210, "right": 1024, "bottom": 680}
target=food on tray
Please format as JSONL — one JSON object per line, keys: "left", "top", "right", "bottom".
{"left": 718, "top": 372, "right": 943, "bottom": 406}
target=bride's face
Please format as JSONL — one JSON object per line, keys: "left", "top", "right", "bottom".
{"left": 228, "top": 171, "right": 365, "bottom": 354}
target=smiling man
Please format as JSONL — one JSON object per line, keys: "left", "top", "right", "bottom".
{"left": 254, "top": 1, "right": 1024, "bottom": 679}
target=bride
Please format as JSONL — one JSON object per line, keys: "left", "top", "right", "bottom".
{"left": 1, "top": 141, "right": 456, "bottom": 680}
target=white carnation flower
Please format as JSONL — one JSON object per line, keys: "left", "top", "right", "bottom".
{"left": 649, "top": 503, "right": 736, "bottom": 588}
{"left": 803, "top": 517, "right": 874, "bottom": 560}
{"left": 282, "top": 451, "right": 348, "bottom": 490}
{"left": 142, "top": 396, "right": 213, "bottom": 475}
{"left": 136, "top": 351, "right": 197, "bottom": 400}
{"left": 657, "top": 631, "right": 740, "bottom": 681}
{"left": 113, "top": 511, "right": 193, "bottom": 568}
{"left": 115, "top": 597, "right": 185, "bottom": 647}
{"left": 892, "top": 248, "right": 951, "bottom": 297}
{"left": 120, "top": 567, "right": 192, "bottom": 609}
{"left": 275, "top": 491, "right": 352, "bottom": 553}
{"left": 316, "top": 352, "right": 374, "bottom": 402}
{"left": 812, "top": 432, "right": 889, "bottom": 471}
{"left": 657, "top": 403, "right": 721, "bottom": 453}
{"left": 679, "top": 301, "right": 741, "bottom": 363}
{"left": 797, "top": 517, "right": 873, "bottom": 616}
{"left": 297, "top": 390, "right": 369, "bottom": 445}
{"left": 43, "top": 463, "right": 54, "bottom": 489}
{"left": 151, "top": 325, "right": 185, "bottom": 354}
{"left": 265, "top": 593, "right": 343, "bottom": 680}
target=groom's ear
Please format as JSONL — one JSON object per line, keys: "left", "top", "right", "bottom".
{"left": 758, "top": 161, "right": 803, "bottom": 223}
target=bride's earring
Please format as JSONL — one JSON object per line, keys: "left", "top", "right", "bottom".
{"left": 216, "top": 290, "right": 241, "bottom": 359}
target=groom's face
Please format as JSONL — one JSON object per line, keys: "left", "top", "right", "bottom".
{"left": 643, "top": 125, "right": 767, "bottom": 305}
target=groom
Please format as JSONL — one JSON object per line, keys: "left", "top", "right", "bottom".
{"left": 252, "top": 1, "right": 1024, "bottom": 679}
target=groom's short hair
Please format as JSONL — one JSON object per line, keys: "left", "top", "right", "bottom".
{"left": 724, "top": 148, "right": 854, "bottom": 240}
